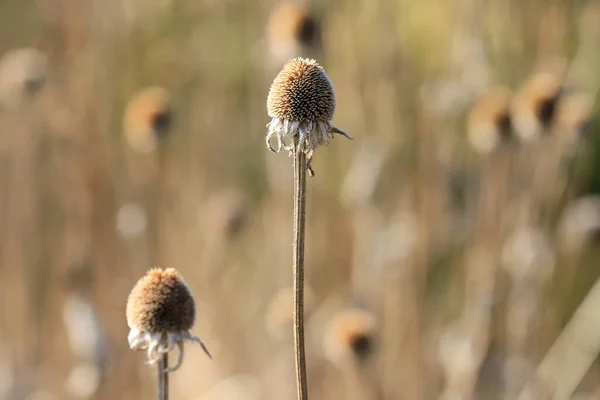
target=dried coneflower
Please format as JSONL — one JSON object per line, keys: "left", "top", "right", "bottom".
{"left": 323, "top": 308, "right": 377, "bottom": 366}
{"left": 467, "top": 87, "right": 514, "bottom": 154}
{"left": 0, "top": 47, "right": 47, "bottom": 109}
{"left": 265, "top": 57, "right": 351, "bottom": 400}
{"left": 266, "top": 57, "right": 351, "bottom": 175}
{"left": 267, "top": 2, "right": 321, "bottom": 64}
{"left": 511, "top": 73, "right": 563, "bottom": 142}
{"left": 124, "top": 86, "right": 172, "bottom": 153}
{"left": 126, "top": 267, "right": 210, "bottom": 399}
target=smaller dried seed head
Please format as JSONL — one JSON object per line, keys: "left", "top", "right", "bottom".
{"left": 267, "top": 57, "right": 335, "bottom": 122}
{"left": 267, "top": 2, "right": 321, "bottom": 64}
{"left": 467, "top": 87, "right": 514, "bottom": 154}
{"left": 0, "top": 47, "right": 47, "bottom": 109}
{"left": 266, "top": 57, "right": 351, "bottom": 175}
{"left": 511, "top": 73, "right": 562, "bottom": 142}
{"left": 124, "top": 86, "right": 172, "bottom": 153}
{"left": 126, "top": 267, "right": 195, "bottom": 334}
{"left": 126, "top": 267, "right": 211, "bottom": 370}
{"left": 323, "top": 308, "right": 377, "bottom": 366}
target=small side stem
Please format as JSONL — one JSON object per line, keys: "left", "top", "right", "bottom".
{"left": 158, "top": 353, "right": 169, "bottom": 400}
{"left": 292, "top": 140, "right": 308, "bottom": 400}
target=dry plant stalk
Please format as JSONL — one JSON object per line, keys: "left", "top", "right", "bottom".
{"left": 158, "top": 353, "right": 169, "bottom": 400}
{"left": 292, "top": 140, "right": 308, "bottom": 398}
{"left": 517, "top": 277, "right": 600, "bottom": 400}
{"left": 266, "top": 57, "right": 350, "bottom": 399}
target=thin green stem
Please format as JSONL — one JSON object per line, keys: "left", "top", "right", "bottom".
{"left": 158, "top": 352, "right": 169, "bottom": 400}
{"left": 292, "top": 140, "right": 308, "bottom": 400}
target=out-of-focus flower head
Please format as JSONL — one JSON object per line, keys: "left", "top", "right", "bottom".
{"left": 511, "top": 73, "right": 563, "bottom": 142}
{"left": 124, "top": 86, "right": 172, "bottom": 153}
{"left": 266, "top": 2, "right": 321, "bottom": 65}
{"left": 0, "top": 47, "right": 47, "bottom": 109}
{"left": 467, "top": 87, "right": 514, "bottom": 154}
{"left": 323, "top": 308, "right": 377, "bottom": 366}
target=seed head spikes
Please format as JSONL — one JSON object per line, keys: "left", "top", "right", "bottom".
{"left": 126, "top": 267, "right": 211, "bottom": 373}
{"left": 266, "top": 57, "right": 351, "bottom": 175}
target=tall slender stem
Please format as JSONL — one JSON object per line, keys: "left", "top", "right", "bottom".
{"left": 292, "top": 140, "right": 308, "bottom": 400}
{"left": 157, "top": 352, "right": 169, "bottom": 400}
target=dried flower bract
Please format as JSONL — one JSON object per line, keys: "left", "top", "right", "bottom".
{"left": 266, "top": 57, "right": 351, "bottom": 175}
{"left": 126, "top": 267, "right": 211, "bottom": 372}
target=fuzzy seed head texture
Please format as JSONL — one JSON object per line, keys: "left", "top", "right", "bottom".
{"left": 126, "top": 267, "right": 211, "bottom": 370}
{"left": 265, "top": 57, "right": 351, "bottom": 171}
{"left": 126, "top": 267, "right": 195, "bottom": 333}
{"left": 267, "top": 57, "right": 335, "bottom": 123}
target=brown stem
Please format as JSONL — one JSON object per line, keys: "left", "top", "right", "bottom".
{"left": 293, "top": 139, "right": 308, "bottom": 400}
{"left": 158, "top": 352, "right": 169, "bottom": 400}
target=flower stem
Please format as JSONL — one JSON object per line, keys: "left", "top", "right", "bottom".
{"left": 158, "top": 353, "right": 169, "bottom": 400}
{"left": 292, "top": 139, "right": 308, "bottom": 400}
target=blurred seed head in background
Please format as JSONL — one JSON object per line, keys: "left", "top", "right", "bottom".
{"left": 323, "top": 308, "right": 377, "bottom": 367}
{"left": 266, "top": 2, "right": 322, "bottom": 66}
{"left": 123, "top": 86, "right": 172, "bottom": 153}
{"left": 0, "top": 47, "right": 47, "bottom": 109}
{"left": 511, "top": 73, "right": 563, "bottom": 142}
{"left": 467, "top": 87, "right": 514, "bottom": 154}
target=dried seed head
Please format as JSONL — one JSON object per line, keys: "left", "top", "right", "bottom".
{"left": 267, "top": 2, "right": 321, "bottom": 63}
{"left": 266, "top": 57, "right": 351, "bottom": 174}
{"left": 467, "top": 87, "right": 513, "bottom": 154}
{"left": 0, "top": 47, "right": 47, "bottom": 109}
{"left": 511, "top": 73, "right": 562, "bottom": 142}
{"left": 124, "top": 86, "right": 172, "bottom": 153}
{"left": 126, "top": 267, "right": 194, "bottom": 333}
{"left": 267, "top": 58, "right": 335, "bottom": 122}
{"left": 126, "top": 267, "right": 211, "bottom": 370}
{"left": 323, "top": 308, "right": 377, "bottom": 366}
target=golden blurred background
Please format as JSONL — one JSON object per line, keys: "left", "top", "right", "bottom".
{"left": 1, "top": 0, "right": 600, "bottom": 399}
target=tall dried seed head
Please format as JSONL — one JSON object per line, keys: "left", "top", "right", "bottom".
{"left": 126, "top": 267, "right": 195, "bottom": 333}
{"left": 267, "top": 58, "right": 335, "bottom": 123}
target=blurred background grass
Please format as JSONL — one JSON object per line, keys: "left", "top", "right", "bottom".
{"left": 1, "top": 0, "right": 600, "bottom": 399}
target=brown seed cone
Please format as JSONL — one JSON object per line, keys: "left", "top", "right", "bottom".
{"left": 126, "top": 267, "right": 195, "bottom": 333}
{"left": 267, "top": 57, "right": 335, "bottom": 123}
